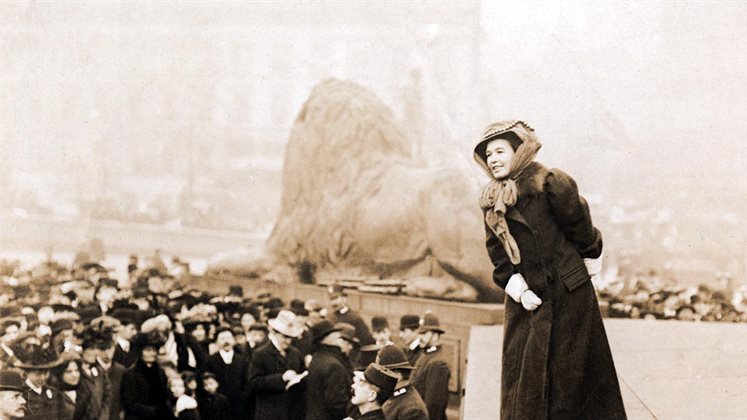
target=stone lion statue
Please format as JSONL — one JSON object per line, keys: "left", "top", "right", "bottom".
{"left": 208, "top": 78, "right": 500, "bottom": 302}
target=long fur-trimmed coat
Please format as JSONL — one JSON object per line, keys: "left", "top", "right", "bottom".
{"left": 486, "top": 162, "right": 626, "bottom": 420}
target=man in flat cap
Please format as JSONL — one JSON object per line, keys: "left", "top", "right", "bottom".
{"left": 409, "top": 312, "right": 450, "bottom": 420}
{"left": 346, "top": 363, "right": 399, "bottom": 420}
{"left": 0, "top": 369, "right": 27, "bottom": 419}
{"left": 376, "top": 345, "right": 428, "bottom": 420}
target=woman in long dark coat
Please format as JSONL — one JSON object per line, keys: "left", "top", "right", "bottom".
{"left": 473, "top": 120, "right": 626, "bottom": 419}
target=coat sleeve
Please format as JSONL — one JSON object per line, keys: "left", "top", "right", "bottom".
{"left": 248, "top": 353, "right": 286, "bottom": 392}
{"left": 120, "top": 372, "right": 157, "bottom": 419}
{"left": 422, "top": 361, "right": 450, "bottom": 420}
{"left": 546, "top": 169, "right": 603, "bottom": 259}
{"left": 322, "top": 363, "right": 353, "bottom": 419}
{"left": 484, "top": 223, "right": 515, "bottom": 289}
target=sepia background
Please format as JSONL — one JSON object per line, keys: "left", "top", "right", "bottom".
{"left": 1, "top": 1, "right": 746, "bottom": 287}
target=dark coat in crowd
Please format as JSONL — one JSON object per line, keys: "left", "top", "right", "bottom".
{"left": 79, "top": 363, "right": 110, "bottom": 420}
{"left": 113, "top": 341, "right": 138, "bottom": 368}
{"left": 121, "top": 359, "right": 171, "bottom": 420}
{"left": 248, "top": 340, "right": 306, "bottom": 420}
{"left": 483, "top": 162, "right": 626, "bottom": 419}
{"left": 382, "top": 382, "right": 429, "bottom": 420}
{"left": 175, "top": 333, "right": 207, "bottom": 372}
{"left": 103, "top": 361, "right": 127, "bottom": 420}
{"left": 358, "top": 408, "right": 387, "bottom": 420}
{"left": 305, "top": 345, "right": 353, "bottom": 420}
{"left": 410, "top": 346, "right": 450, "bottom": 420}
{"left": 205, "top": 350, "right": 250, "bottom": 420}
{"left": 22, "top": 382, "right": 63, "bottom": 420}
{"left": 197, "top": 391, "right": 232, "bottom": 420}
{"left": 328, "top": 307, "right": 375, "bottom": 346}
{"left": 58, "top": 380, "right": 98, "bottom": 420}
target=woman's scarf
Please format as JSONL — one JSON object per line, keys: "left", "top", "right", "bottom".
{"left": 478, "top": 122, "right": 541, "bottom": 265}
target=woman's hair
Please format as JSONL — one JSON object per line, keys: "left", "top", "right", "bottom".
{"left": 50, "top": 358, "right": 81, "bottom": 389}
{"left": 475, "top": 131, "right": 523, "bottom": 161}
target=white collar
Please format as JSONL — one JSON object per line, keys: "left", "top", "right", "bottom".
{"left": 393, "top": 387, "right": 408, "bottom": 397}
{"left": 117, "top": 338, "right": 130, "bottom": 351}
{"left": 218, "top": 349, "right": 234, "bottom": 364}
{"left": 425, "top": 345, "right": 439, "bottom": 354}
{"left": 409, "top": 337, "right": 420, "bottom": 351}
{"left": 25, "top": 378, "right": 43, "bottom": 395}
{"left": 269, "top": 336, "right": 286, "bottom": 356}
{"left": 339, "top": 306, "right": 349, "bottom": 314}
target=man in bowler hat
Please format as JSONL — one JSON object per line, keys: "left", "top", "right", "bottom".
{"left": 0, "top": 369, "right": 27, "bottom": 419}
{"left": 409, "top": 312, "right": 451, "bottom": 420}
{"left": 306, "top": 319, "right": 353, "bottom": 420}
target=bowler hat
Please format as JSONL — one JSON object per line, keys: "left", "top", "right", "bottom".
{"left": 354, "top": 363, "right": 398, "bottom": 398}
{"left": 0, "top": 369, "right": 24, "bottom": 391}
{"left": 267, "top": 310, "right": 302, "bottom": 338}
{"left": 398, "top": 314, "right": 420, "bottom": 331}
{"left": 371, "top": 316, "right": 389, "bottom": 332}
{"left": 418, "top": 312, "right": 445, "bottom": 334}
{"left": 248, "top": 323, "right": 269, "bottom": 333}
{"left": 376, "top": 344, "right": 414, "bottom": 370}
{"left": 335, "top": 322, "right": 359, "bottom": 344}
{"left": 309, "top": 320, "right": 341, "bottom": 343}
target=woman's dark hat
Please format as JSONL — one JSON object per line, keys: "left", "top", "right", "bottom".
{"left": 376, "top": 344, "right": 415, "bottom": 370}
{"left": 417, "top": 312, "right": 445, "bottom": 334}
{"left": 14, "top": 345, "right": 65, "bottom": 370}
{"left": 309, "top": 320, "right": 341, "bottom": 343}
{"left": 398, "top": 314, "right": 420, "bottom": 331}
{"left": 0, "top": 369, "right": 25, "bottom": 391}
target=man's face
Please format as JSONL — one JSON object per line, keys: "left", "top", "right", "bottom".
{"left": 399, "top": 328, "right": 418, "bottom": 345}
{"left": 373, "top": 328, "right": 391, "bottom": 345}
{"left": 82, "top": 347, "right": 98, "bottom": 365}
{"left": 191, "top": 324, "right": 206, "bottom": 342}
{"left": 272, "top": 331, "right": 293, "bottom": 351}
{"left": 350, "top": 377, "right": 376, "bottom": 406}
{"left": 0, "top": 390, "right": 26, "bottom": 418}
{"left": 97, "top": 343, "right": 116, "bottom": 364}
{"left": 339, "top": 337, "right": 354, "bottom": 355}
{"left": 26, "top": 370, "right": 49, "bottom": 388}
{"left": 240, "top": 313, "right": 256, "bottom": 330}
{"left": 216, "top": 331, "right": 235, "bottom": 351}
{"left": 418, "top": 331, "right": 434, "bottom": 348}
{"left": 247, "top": 330, "right": 266, "bottom": 346}
{"left": 169, "top": 378, "right": 185, "bottom": 398}
{"left": 141, "top": 346, "right": 158, "bottom": 364}
{"left": 119, "top": 324, "right": 138, "bottom": 341}
{"left": 202, "top": 377, "right": 219, "bottom": 394}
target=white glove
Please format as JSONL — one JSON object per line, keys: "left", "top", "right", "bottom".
{"left": 584, "top": 253, "right": 603, "bottom": 276}
{"left": 505, "top": 273, "right": 529, "bottom": 303}
{"left": 520, "top": 290, "right": 542, "bottom": 311}
{"left": 282, "top": 370, "right": 298, "bottom": 382}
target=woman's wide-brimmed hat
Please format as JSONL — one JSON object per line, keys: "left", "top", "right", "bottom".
{"left": 14, "top": 344, "right": 65, "bottom": 370}
{"left": 267, "top": 310, "right": 303, "bottom": 338}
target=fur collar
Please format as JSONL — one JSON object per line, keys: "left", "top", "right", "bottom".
{"left": 516, "top": 162, "right": 548, "bottom": 198}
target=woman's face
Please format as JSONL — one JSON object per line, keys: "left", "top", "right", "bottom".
{"left": 62, "top": 361, "right": 80, "bottom": 386}
{"left": 485, "top": 139, "right": 516, "bottom": 179}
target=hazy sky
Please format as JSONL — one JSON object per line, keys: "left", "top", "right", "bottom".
{"left": 2, "top": 1, "right": 745, "bottom": 208}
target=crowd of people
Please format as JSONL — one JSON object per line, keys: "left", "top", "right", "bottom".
{"left": 597, "top": 271, "right": 746, "bottom": 322}
{"left": 0, "top": 255, "right": 452, "bottom": 420}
